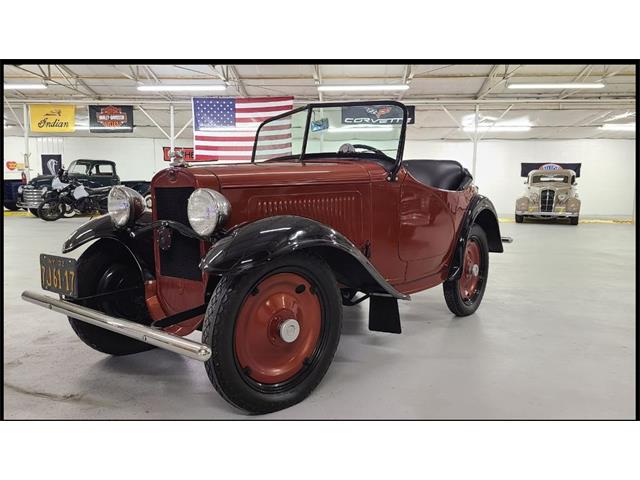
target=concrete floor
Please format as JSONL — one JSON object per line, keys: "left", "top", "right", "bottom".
{"left": 3, "top": 214, "right": 636, "bottom": 419}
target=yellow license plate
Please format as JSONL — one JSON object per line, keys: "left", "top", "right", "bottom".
{"left": 40, "top": 254, "right": 78, "bottom": 297}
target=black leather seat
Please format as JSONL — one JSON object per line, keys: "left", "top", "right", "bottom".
{"left": 403, "top": 159, "right": 472, "bottom": 191}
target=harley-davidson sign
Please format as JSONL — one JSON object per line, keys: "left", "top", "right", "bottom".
{"left": 163, "top": 147, "right": 195, "bottom": 162}
{"left": 341, "top": 105, "right": 415, "bottom": 125}
{"left": 89, "top": 105, "right": 134, "bottom": 133}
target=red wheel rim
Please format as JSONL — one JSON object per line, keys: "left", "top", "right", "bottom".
{"left": 234, "top": 272, "right": 322, "bottom": 385}
{"left": 459, "top": 239, "right": 481, "bottom": 301}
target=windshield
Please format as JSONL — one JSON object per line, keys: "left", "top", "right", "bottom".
{"left": 531, "top": 173, "right": 570, "bottom": 184}
{"left": 252, "top": 102, "right": 406, "bottom": 168}
{"left": 67, "top": 161, "right": 91, "bottom": 175}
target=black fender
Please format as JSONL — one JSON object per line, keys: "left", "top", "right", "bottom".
{"left": 200, "top": 215, "right": 410, "bottom": 300}
{"left": 447, "top": 194, "right": 503, "bottom": 281}
{"left": 62, "top": 211, "right": 155, "bottom": 281}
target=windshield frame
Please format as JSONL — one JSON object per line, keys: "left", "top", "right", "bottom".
{"left": 251, "top": 100, "right": 408, "bottom": 178}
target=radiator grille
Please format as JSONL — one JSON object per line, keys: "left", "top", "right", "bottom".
{"left": 20, "top": 186, "right": 45, "bottom": 207}
{"left": 154, "top": 187, "right": 202, "bottom": 281}
{"left": 540, "top": 189, "right": 555, "bottom": 212}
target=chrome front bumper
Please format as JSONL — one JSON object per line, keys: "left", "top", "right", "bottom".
{"left": 515, "top": 211, "right": 578, "bottom": 217}
{"left": 21, "top": 290, "right": 211, "bottom": 362}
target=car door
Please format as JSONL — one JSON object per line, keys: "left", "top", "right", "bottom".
{"left": 398, "top": 171, "right": 457, "bottom": 282}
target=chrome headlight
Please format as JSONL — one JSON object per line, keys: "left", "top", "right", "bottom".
{"left": 17, "top": 186, "right": 23, "bottom": 193}
{"left": 107, "top": 186, "right": 145, "bottom": 227}
{"left": 557, "top": 193, "right": 567, "bottom": 202}
{"left": 187, "top": 188, "right": 230, "bottom": 236}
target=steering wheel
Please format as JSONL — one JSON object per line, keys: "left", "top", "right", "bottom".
{"left": 338, "top": 143, "right": 387, "bottom": 157}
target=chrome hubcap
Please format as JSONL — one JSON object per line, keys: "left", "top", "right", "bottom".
{"left": 278, "top": 319, "right": 300, "bottom": 343}
{"left": 471, "top": 264, "right": 479, "bottom": 277}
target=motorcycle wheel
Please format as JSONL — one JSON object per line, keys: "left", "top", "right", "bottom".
{"left": 63, "top": 204, "right": 77, "bottom": 218}
{"left": 37, "top": 201, "right": 64, "bottom": 221}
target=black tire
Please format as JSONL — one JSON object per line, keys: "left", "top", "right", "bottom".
{"left": 4, "top": 202, "right": 19, "bottom": 211}
{"left": 570, "top": 216, "right": 579, "bottom": 225}
{"left": 37, "top": 201, "right": 64, "bottom": 221}
{"left": 515, "top": 214, "right": 524, "bottom": 223}
{"left": 67, "top": 241, "right": 155, "bottom": 356}
{"left": 203, "top": 252, "right": 342, "bottom": 414}
{"left": 29, "top": 208, "right": 40, "bottom": 217}
{"left": 443, "top": 224, "right": 489, "bottom": 316}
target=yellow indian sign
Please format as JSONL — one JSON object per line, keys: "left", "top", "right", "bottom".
{"left": 29, "top": 104, "right": 76, "bottom": 132}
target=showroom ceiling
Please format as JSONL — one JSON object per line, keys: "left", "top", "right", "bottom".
{"left": 3, "top": 64, "right": 636, "bottom": 140}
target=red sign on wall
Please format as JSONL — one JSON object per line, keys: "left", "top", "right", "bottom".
{"left": 163, "top": 147, "right": 195, "bottom": 162}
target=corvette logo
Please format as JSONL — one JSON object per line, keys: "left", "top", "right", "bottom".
{"left": 366, "top": 106, "right": 392, "bottom": 118}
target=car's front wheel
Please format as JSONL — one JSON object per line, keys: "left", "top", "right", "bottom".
{"left": 515, "top": 214, "right": 524, "bottom": 223}
{"left": 570, "top": 216, "right": 579, "bottom": 225}
{"left": 443, "top": 224, "right": 489, "bottom": 316}
{"left": 4, "top": 202, "right": 19, "bottom": 211}
{"left": 203, "top": 252, "right": 342, "bottom": 414}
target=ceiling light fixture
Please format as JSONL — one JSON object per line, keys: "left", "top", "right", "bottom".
{"left": 599, "top": 123, "right": 635, "bottom": 132}
{"left": 4, "top": 83, "right": 48, "bottom": 90}
{"left": 318, "top": 84, "right": 410, "bottom": 92}
{"left": 327, "top": 126, "right": 395, "bottom": 132}
{"left": 462, "top": 125, "right": 531, "bottom": 133}
{"left": 137, "top": 85, "right": 226, "bottom": 92}
{"left": 507, "top": 82, "right": 605, "bottom": 90}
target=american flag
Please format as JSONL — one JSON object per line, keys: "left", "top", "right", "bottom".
{"left": 192, "top": 96, "right": 293, "bottom": 162}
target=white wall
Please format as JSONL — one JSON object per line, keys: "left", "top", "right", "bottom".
{"left": 4, "top": 135, "right": 635, "bottom": 217}
{"left": 405, "top": 139, "right": 635, "bottom": 217}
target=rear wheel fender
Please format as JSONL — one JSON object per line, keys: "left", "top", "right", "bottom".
{"left": 447, "top": 195, "right": 502, "bottom": 281}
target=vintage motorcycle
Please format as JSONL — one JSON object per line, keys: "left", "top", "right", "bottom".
{"left": 37, "top": 169, "right": 111, "bottom": 221}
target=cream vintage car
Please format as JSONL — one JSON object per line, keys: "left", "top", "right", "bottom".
{"left": 515, "top": 168, "right": 581, "bottom": 225}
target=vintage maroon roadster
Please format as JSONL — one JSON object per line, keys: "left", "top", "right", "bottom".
{"left": 23, "top": 101, "right": 508, "bottom": 414}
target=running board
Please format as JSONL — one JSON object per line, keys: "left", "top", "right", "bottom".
{"left": 21, "top": 290, "right": 211, "bottom": 362}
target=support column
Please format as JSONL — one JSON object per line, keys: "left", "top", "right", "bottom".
{"left": 23, "top": 104, "right": 31, "bottom": 181}
{"left": 471, "top": 105, "right": 479, "bottom": 178}
{"left": 169, "top": 104, "right": 175, "bottom": 156}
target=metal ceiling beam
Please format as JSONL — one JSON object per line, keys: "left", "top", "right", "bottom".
{"left": 57, "top": 65, "right": 101, "bottom": 99}
{"left": 475, "top": 64, "right": 501, "bottom": 99}
{"left": 558, "top": 64, "right": 593, "bottom": 99}
{"left": 477, "top": 65, "right": 523, "bottom": 99}
{"left": 311, "top": 65, "right": 323, "bottom": 101}
{"left": 228, "top": 65, "right": 248, "bottom": 97}
{"left": 398, "top": 64, "right": 414, "bottom": 100}
{"left": 8, "top": 65, "right": 94, "bottom": 99}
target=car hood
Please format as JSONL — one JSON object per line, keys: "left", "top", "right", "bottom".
{"left": 185, "top": 160, "right": 387, "bottom": 190}
{"left": 28, "top": 173, "right": 85, "bottom": 188}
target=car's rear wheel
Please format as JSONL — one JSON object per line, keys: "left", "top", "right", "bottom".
{"left": 203, "top": 252, "right": 342, "bottom": 414}
{"left": 515, "top": 214, "right": 524, "bottom": 223}
{"left": 443, "top": 224, "right": 489, "bottom": 316}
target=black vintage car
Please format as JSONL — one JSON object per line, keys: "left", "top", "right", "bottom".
{"left": 17, "top": 159, "right": 151, "bottom": 215}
